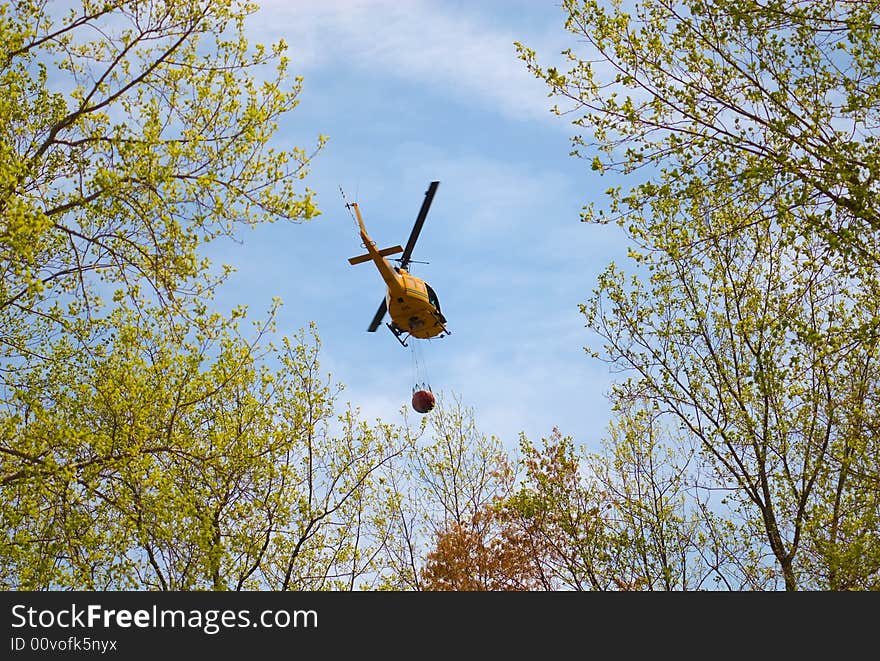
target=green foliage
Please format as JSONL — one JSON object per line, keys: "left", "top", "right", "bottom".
{"left": 518, "top": 0, "right": 880, "bottom": 268}
{"left": 375, "top": 394, "right": 512, "bottom": 590}
{"left": 520, "top": 0, "right": 880, "bottom": 589}
{"left": 0, "top": 301, "right": 404, "bottom": 589}
{"left": 498, "top": 428, "right": 614, "bottom": 590}
{"left": 0, "top": 0, "right": 325, "bottom": 370}
{"left": 0, "top": 1, "right": 351, "bottom": 590}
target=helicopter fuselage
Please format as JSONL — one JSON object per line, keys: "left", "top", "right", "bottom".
{"left": 385, "top": 268, "right": 446, "bottom": 339}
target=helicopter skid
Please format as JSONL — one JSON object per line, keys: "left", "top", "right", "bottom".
{"left": 387, "top": 322, "right": 411, "bottom": 347}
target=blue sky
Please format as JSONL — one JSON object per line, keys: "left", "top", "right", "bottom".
{"left": 208, "top": 0, "right": 630, "bottom": 450}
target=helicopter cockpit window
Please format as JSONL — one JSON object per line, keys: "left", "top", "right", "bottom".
{"left": 426, "top": 284, "right": 441, "bottom": 311}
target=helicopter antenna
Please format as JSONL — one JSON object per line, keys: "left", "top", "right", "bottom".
{"left": 340, "top": 185, "right": 354, "bottom": 214}
{"left": 340, "top": 185, "right": 363, "bottom": 244}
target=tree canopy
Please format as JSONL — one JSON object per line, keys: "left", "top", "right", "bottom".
{"left": 0, "top": 0, "right": 324, "bottom": 365}
{"left": 516, "top": 0, "right": 880, "bottom": 589}
{"left": 0, "top": 0, "right": 332, "bottom": 588}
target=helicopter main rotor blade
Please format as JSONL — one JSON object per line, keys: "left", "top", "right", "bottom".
{"left": 399, "top": 180, "right": 439, "bottom": 270}
{"left": 367, "top": 298, "right": 387, "bottom": 332}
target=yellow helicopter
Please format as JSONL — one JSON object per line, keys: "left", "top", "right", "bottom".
{"left": 344, "top": 181, "right": 450, "bottom": 347}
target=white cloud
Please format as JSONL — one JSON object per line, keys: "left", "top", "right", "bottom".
{"left": 251, "top": 0, "right": 564, "bottom": 123}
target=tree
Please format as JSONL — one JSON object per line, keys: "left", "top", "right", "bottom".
{"left": 517, "top": 0, "right": 880, "bottom": 272}
{"left": 0, "top": 304, "right": 408, "bottom": 590}
{"left": 375, "top": 393, "right": 514, "bottom": 590}
{"left": 496, "top": 429, "right": 611, "bottom": 590}
{"left": 420, "top": 506, "right": 544, "bottom": 591}
{"left": 519, "top": 0, "right": 880, "bottom": 589}
{"left": 595, "top": 399, "right": 769, "bottom": 590}
{"left": 497, "top": 420, "right": 734, "bottom": 591}
{"left": 422, "top": 418, "right": 729, "bottom": 592}
{"left": 0, "top": 0, "right": 324, "bottom": 373}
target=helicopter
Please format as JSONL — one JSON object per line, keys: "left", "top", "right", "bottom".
{"left": 344, "top": 180, "right": 449, "bottom": 348}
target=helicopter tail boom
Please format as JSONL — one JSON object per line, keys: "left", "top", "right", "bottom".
{"left": 345, "top": 200, "right": 405, "bottom": 294}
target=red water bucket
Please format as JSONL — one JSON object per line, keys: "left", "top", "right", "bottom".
{"left": 412, "top": 389, "right": 436, "bottom": 414}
